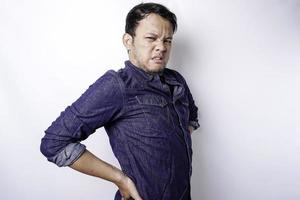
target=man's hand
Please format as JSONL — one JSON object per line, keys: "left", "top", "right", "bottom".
{"left": 115, "top": 173, "right": 143, "bottom": 200}
{"left": 188, "top": 125, "right": 194, "bottom": 135}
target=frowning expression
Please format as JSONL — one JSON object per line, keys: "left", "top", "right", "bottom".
{"left": 123, "top": 13, "right": 174, "bottom": 74}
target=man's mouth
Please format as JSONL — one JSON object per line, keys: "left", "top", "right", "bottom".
{"left": 152, "top": 56, "right": 163, "bottom": 61}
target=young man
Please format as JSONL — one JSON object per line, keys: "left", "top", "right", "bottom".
{"left": 40, "top": 3, "right": 199, "bottom": 200}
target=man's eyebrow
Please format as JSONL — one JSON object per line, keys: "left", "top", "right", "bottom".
{"left": 145, "top": 33, "right": 173, "bottom": 39}
{"left": 145, "top": 33, "right": 158, "bottom": 36}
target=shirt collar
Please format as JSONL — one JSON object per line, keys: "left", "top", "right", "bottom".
{"left": 124, "top": 60, "right": 181, "bottom": 86}
{"left": 125, "top": 60, "right": 162, "bottom": 81}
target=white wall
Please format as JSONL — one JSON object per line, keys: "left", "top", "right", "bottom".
{"left": 1, "top": 0, "right": 299, "bottom": 199}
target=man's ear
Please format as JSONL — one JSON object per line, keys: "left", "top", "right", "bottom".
{"left": 123, "top": 33, "right": 133, "bottom": 51}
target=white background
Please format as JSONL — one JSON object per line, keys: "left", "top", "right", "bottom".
{"left": 1, "top": 0, "right": 299, "bottom": 199}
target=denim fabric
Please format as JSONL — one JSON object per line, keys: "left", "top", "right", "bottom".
{"left": 40, "top": 60, "right": 199, "bottom": 200}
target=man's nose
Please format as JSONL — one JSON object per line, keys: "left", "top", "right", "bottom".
{"left": 155, "top": 40, "right": 167, "bottom": 52}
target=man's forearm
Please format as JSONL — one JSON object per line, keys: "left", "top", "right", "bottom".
{"left": 70, "top": 149, "right": 123, "bottom": 185}
{"left": 69, "top": 149, "right": 142, "bottom": 199}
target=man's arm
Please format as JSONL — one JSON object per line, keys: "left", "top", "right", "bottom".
{"left": 40, "top": 71, "right": 124, "bottom": 167}
{"left": 70, "top": 149, "right": 142, "bottom": 200}
{"left": 40, "top": 71, "right": 142, "bottom": 199}
{"left": 172, "top": 70, "right": 200, "bottom": 132}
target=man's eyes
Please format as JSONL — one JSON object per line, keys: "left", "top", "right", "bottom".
{"left": 145, "top": 37, "right": 172, "bottom": 44}
{"left": 146, "top": 37, "right": 156, "bottom": 41}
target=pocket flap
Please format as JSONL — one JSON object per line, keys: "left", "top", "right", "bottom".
{"left": 136, "top": 95, "right": 168, "bottom": 107}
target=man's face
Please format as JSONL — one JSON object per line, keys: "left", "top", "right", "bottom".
{"left": 123, "top": 13, "right": 174, "bottom": 73}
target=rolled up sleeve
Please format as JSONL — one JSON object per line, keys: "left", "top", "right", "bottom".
{"left": 40, "top": 70, "right": 123, "bottom": 166}
{"left": 186, "top": 86, "right": 200, "bottom": 130}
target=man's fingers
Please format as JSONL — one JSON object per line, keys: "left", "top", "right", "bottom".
{"left": 131, "top": 190, "right": 143, "bottom": 200}
{"left": 118, "top": 175, "right": 142, "bottom": 200}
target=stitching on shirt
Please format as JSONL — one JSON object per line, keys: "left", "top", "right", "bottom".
{"left": 134, "top": 96, "right": 151, "bottom": 128}
{"left": 107, "top": 70, "right": 125, "bottom": 113}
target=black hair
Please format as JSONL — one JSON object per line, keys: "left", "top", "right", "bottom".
{"left": 125, "top": 2, "right": 177, "bottom": 36}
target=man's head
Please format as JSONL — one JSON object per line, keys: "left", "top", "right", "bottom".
{"left": 123, "top": 3, "right": 177, "bottom": 74}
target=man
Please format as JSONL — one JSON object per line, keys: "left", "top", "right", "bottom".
{"left": 40, "top": 3, "right": 199, "bottom": 200}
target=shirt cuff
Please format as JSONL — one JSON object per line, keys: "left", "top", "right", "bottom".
{"left": 189, "top": 120, "right": 200, "bottom": 131}
{"left": 48, "top": 143, "right": 86, "bottom": 167}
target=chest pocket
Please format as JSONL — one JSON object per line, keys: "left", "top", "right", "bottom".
{"left": 135, "top": 94, "right": 171, "bottom": 131}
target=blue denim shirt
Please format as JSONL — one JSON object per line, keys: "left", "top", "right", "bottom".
{"left": 40, "top": 60, "right": 200, "bottom": 200}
